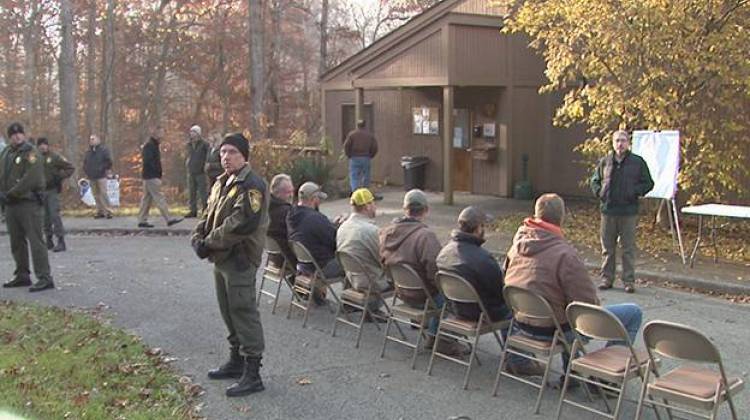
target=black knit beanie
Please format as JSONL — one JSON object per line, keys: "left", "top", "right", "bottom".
{"left": 7, "top": 122, "right": 24, "bottom": 137}
{"left": 36, "top": 137, "right": 49, "bottom": 146}
{"left": 220, "top": 133, "right": 250, "bottom": 161}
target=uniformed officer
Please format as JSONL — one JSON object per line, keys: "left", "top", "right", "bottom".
{"left": 191, "top": 133, "right": 269, "bottom": 397}
{"left": 0, "top": 123, "right": 55, "bottom": 292}
{"left": 37, "top": 137, "right": 75, "bottom": 252}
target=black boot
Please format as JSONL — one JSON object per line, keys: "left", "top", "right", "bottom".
{"left": 46, "top": 235, "right": 55, "bottom": 250}
{"left": 207, "top": 348, "right": 244, "bottom": 380}
{"left": 3, "top": 277, "right": 32, "bottom": 288}
{"left": 52, "top": 236, "right": 66, "bottom": 252}
{"left": 225, "top": 356, "right": 264, "bottom": 397}
{"left": 29, "top": 278, "right": 55, "bottom": 292}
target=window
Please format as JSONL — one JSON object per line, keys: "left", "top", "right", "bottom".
{"left": 412, "top": 107, "right": 439, "bottom": 135}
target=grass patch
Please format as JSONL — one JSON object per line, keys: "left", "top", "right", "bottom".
{"left": 491, "top": 201, "right": 750, "bottom": 264}
{"left": 0, "top": 301, "right": 200, "bottom": 420}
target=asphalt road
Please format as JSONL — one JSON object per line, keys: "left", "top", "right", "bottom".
{"left": 1, "top": 235, "right": 748, "bottom": 420}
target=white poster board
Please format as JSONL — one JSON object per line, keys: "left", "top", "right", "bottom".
{"left": 632, "top": 130, "right": 680, "bottom": 200}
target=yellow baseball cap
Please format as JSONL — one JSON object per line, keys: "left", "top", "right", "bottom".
{"left": 350, "top": 188, "right": 375, "bottom": 206}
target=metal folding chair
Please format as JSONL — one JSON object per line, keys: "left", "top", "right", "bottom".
{"left": 635, "top": 320, "right": 744, "bottom": 420}
{"left": 380, "top": 263, "right": 441, "bottom": 369}
{"left": 492, "top": 285, "right": 571, "bottom": 414}
{"left": 332, "top": 250, "right": 398, "bottom": 348}
{"left": 286, "top": 240, "right": 344, "bottom": 328}
{"left": 556, "top": 302, "right": 656, "bottom": 420}
{"left": 257, "top": 237, "right": 293, "bottom": 314}
{"left": 427, "top": 271, "right": 509, "bottom": 390}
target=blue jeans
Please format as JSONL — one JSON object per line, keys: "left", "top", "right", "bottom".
{"left": 428, "top": 293, "right": 445, "bottom": 335}
{"left": 349, "top": 157, "right": 371, "bottom": 191}
{"left": 508, "top": 303, "right": 643, "bottom": 369}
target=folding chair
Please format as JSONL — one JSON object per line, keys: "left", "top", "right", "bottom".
{"left": 556, "top": 302, "right": 655, "bottom": 420}
{"left": 332, "top": 250, "right": 397, "bottom": 348}
{"left": 286, "top": 240, "right": 344, "bottom": 328}
{"left": 380, "top": 263, "right": 441, "bottom": 369}
{"left": 635, "top": 320, "right": 744, "bottom": 420}
{"left": 492, "top": 285, "right": 571, "bottom": 414}
{"left": 427, "top": 271, "right": 510, "bottom": 390}
{"left": 256, "top": 237, "right": 293, "bottom": 314}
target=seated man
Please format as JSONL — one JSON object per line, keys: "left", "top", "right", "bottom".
{"left": 436, "top": 206, "right": 510, "bottom": 323}
{"left": 267, "top": 174, "right": 296, "bottom": 269}
{"left": 336, "top": 188, "right": 391, "bottom": 316}
{"left": 380, "top": 189, "right": 462, "bottom": 353}
{"left": 504, "top": 194, "right": 642, "bottom": 374}
{"left": 287, "top": 181, "right": 343, "bottom": 281}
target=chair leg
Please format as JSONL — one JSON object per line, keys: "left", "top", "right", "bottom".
{"left": 491, "top": 344, "right": 509, "bottom": 397}
{"left": 271, "top": 275, "right": 283, "bottom": 315}
{"left": 354, "top": 306, "right": 367, "bottom": 348}
{"left": 555, "top": 342, "right": 578, "bottom": 420}
{"left": 411, "top": 319, "right": 427, "bottom": 370}
{"left": 611, "top": 366, "right": 629, "bottom": 420}
{"left": 256, "top": 276, "right": 265, "bottom": 306}
{"left": 427, "top": 307, "right": 446, "bottom": 376}
{"left": 380, "top": 316, "right": 393, "bottom": 359}
{"left": 534, "top": 338, "right": 557, "bottom": 414}
{"left": 634, "top": 361, "right": 651, "bottom": 420}
{"left": 331, "top": 301, "right": 343, "bottom": 337}
{"left": 462, "top": 333, "right": 481, "bottom": 390}
{"left": 302, "top": 289, "right": 313, "bottom": 328}
{"left": 727, "top": 394, "right": 740, "bottom": 420}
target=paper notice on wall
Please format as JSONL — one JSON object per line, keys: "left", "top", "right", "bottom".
{"left": 632, "top": 130, "right": 680, "bottom": 200}
{"left": 453, "top": 127, "right": 463, "bottom": 148}
{"left": 422, "top": 121, "right": 430, "bottom": 134}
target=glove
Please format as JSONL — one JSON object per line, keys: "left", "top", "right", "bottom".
{"left": 192, "top": 240, "right": 210, "bottom": 260}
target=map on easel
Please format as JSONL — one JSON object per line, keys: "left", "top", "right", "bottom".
{"left": 632, "top": 130, "right": 680, "bottom": 200}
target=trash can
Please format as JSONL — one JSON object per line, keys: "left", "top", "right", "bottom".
{"left": 401, "top": 156, "right": 429, "bottom": 190}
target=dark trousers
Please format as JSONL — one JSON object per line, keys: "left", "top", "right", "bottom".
{"left": 214, "top": 260, "right": 265, "bottom": 357}
{"left": 43, "top": 190, "right": 65, "bottom": 238}
{"left": 187, "top": 173, "right": 208, "bottom": 214}
{"left": 600, "top": 214, "right": 639, "bottom": 285}
{"left": 5, "top": 201, "right": 52, "bottom": 282}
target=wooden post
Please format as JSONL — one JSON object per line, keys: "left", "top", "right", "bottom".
{"left": 355, "top": 87, "right": 364, "bottom": 123}
{"left": 443, "top": 86, "right": 454, "bottom": 205}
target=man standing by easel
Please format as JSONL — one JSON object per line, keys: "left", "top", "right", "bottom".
{"left": 590, "top": 130, "right": 654, "bottom": 293}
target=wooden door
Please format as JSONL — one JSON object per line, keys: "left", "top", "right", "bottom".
{"left": 452, "top": 108, "right": 471, "bottom": 191}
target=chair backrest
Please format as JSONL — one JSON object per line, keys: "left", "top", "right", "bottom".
{"left": 643, "top": 320, "right": 722, "bottom": 364}
{"left": 290, "top": 240, "right": 323, "bottom": 272}
{"left": 565, "top": 302, "right": 630, "bottom": 344}
{"left": 437, "top": 271, "right": 480, "bottom": 304}
{"left": 265, "top": 236, "right": 283, "bottom": 254}
{"left": 387, "top": 263, "right": 423, "bottom": 291}
{"left": 337, "top": 250, "right": 371, "bottom": 290}
{"left": 503, "top": 285, "right": 561, "bottom": 330}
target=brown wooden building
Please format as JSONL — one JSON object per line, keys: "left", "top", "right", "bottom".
{"left": 321, "top": 0, "right": 588, "bottom": 203}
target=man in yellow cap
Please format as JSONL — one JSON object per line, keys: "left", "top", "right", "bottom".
{"left": 336, "top": 188, "right": 391, "bottom": 318}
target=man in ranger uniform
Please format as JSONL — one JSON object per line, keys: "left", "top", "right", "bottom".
{"left": 185, "top": 125, "right": 210, "bottom": 218}
{"left": 0, "top": 123, "right": 55, "bottom": 292}
{"left": 37, "top": 137, "right": 75, "bottom": 252}
{"left": 191, "top": 133, "right": 269, "bottom": 397}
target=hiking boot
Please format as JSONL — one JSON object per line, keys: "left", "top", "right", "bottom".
{"left": 94, "top": 213, "right": 106, "bottom": 219}
{"left": 29, "top": 279, "right": 55, "bottom": 292}
{"left": 46, "top": 235, "right": 55, "bottom": 250}
{"left": 505, "top": 360, "right": 546, "bottom": 377}
{"left": 138, "top": 222, "right": 155, "bottom": 228}
{"left": 226, "top": 356, "right": 265, "bottom": 397}
{"left": 598, "top": 279, "right": 613, "bottom": 290}
{"left": 425, "top": 336, "right": 469, "bottom": 356}
{"left": 3, "top": 277, "right": 32, "bottom": 288}
{"left": 363, "top": 310, "right": 388, "bottom": 323}
{"left": 208, "top": 348, "right": 244, "bottom": 380}
{"left": 624, "top": 284, "right": 635, "bottom": 293}
{"left": 52, "top": 236, "right": 66, "bottom": 252}
{"left": 167, "top": 218, "right": 183, "bottom": 226}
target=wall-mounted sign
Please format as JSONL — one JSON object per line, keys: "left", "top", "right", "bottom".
{"left": 412, "top": 107, "right": 439, "bottom": 135}
{"left": 483, "top": 123, "right": 496, "bottom": 138}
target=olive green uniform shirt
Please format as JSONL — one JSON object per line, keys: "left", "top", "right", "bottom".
{"left": 0, "top": 141, "right": 46, "bottom": 201}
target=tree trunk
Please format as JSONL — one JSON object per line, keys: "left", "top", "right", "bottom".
{"left": 248, "top": 0, "right": 266, "bottom": 140}
{"left": 59, "top": 0, "right": 79, "bottom": 168}
{"left": 84, "top": 0, "right": 98, "bottom": 139}
{"left": 22, "top": 0, "right": 40, "bottom": 124}
{"left": 101, "top": 0, "right": 118, "bottom": 156}
{"left": 319, "top": 0, "right": 328, "bottom": 77}
{"left": 267, "top": 0, "right": 283, "bottom": 139}
{"left": 152, "top": 14, "right": 178, "bottom": 127}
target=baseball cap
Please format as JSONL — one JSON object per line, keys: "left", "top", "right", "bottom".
{"left": 350, "top": 188, "right": 375, "bottom": 206}
{"left": 457, "top": 206, "right": 492, "bottom": 230}
{"left": 298, "top": 181, "right": 328, "bottom": 200}
{"left": 403, "top": 189, "right": 428, "bottom": 209}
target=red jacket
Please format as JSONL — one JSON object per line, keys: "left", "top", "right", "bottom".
{"left": 504, "top": 218, "right": 599, "bottom": 327}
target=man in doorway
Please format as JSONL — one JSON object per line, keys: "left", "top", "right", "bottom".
{"left": 191, "top": 133, "right": 269, "bottom": 397}
{"left": 83, "top": 134, "right": 113, "bottom": 219}
{"left": 37, "top": 137, "right": 74, "bottom": 252}
{"left": 137, "top": 126, "right": 182, "bottom": 228}
{"left": 0, "top": 123, "right": 55, "bottom": 292}
{"left": 185, "top": 125, "right": 210, "bottom": 218}
{"left": 343, "top": 120, "right": 377, "bottom": 193}
{"left": 590, "top": 130, "right": 654, "bottom": 293}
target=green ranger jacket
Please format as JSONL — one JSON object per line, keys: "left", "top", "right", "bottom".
{"left": 0, "top": 141, "right": 46, "bottom": 203}
{"left": 42, "top": 151, "right": 75, "bottom": 192}
{"left": 192, "top": 164, "right": 270, "bottom": 269}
